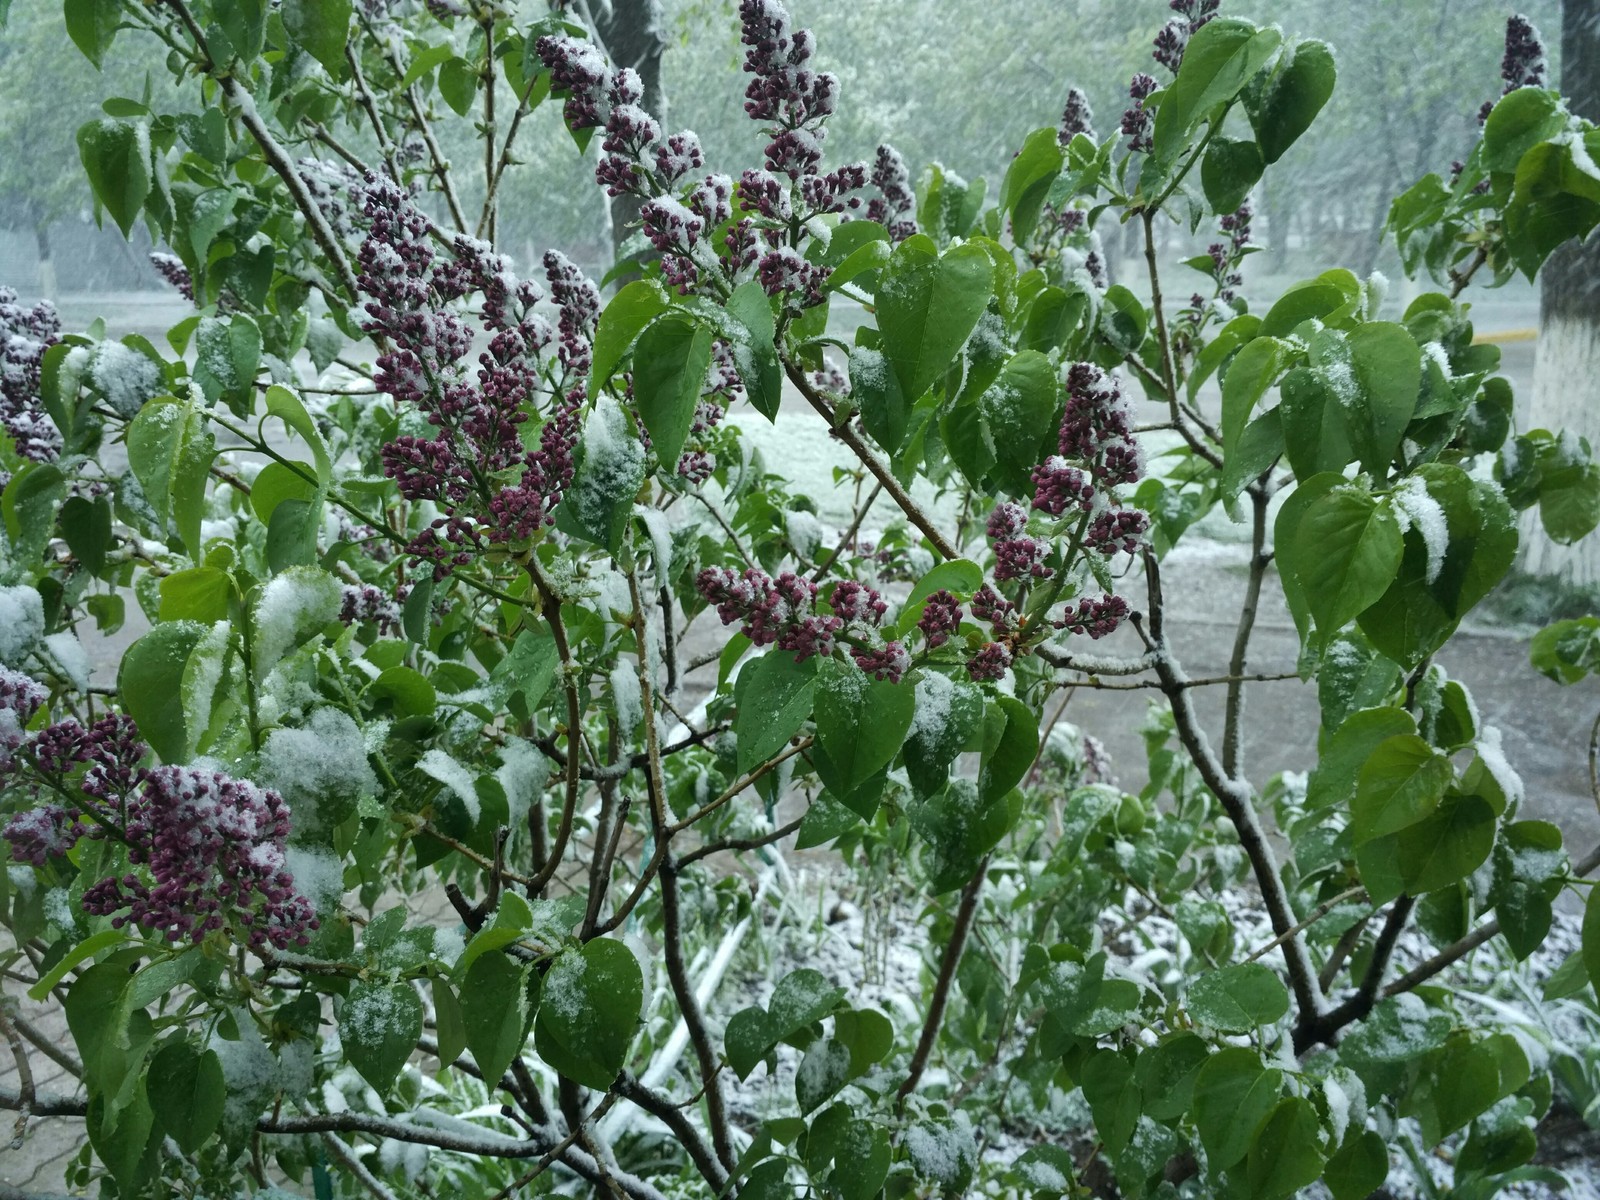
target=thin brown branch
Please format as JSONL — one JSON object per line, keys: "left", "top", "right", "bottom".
{"left": 811, "top": 480, "right": 881, "bottom": 581}
{"left": 897, "top": 856, "right": 989, "bottom": 1105}
{"left": 1223, "top": 486, "right": 1271, "bottom": 777}
{"left": 0, "top": 1005, "right": 32, "bottom": 1150}
{"left": 1381, "top": 842, "right": 1600, "bottom": 999}
{"left": 1134, "top": 553, "right": 1323, "bottom": 1023}
{"left": 344, "top": 40, "right": 403, "bottom": 181}
{"left": 1245, "top": 887, "right": 1368, "bottom": 964}
{"left": 784, "top": 362, "right": 961, "bottom": 560}
{"left": 378, "top": 44, "right": 470, "bottom": 233}
{"left": 614, "top": 1075, "right": 728, "bottom": 1190}
{"left": 1139, "top": 210, "right": 1223, "bottom": 471}
{"left": 320, "top": 1133, "right": 400, "bottom": 1200}
{"left": 666, "top": 739, "right": 812, "bottom": 836}
{"left": 9, "top": 1013, "right": 80, "bottom": 1080}
{"left": 526, "top": 557, "right": 585, "bottom": 897}
{"left": 1294, "top": 896, "right": 1414, "bottom": 1053}
{"left": 676, "top": 814, "right": 805, "bottom": 868}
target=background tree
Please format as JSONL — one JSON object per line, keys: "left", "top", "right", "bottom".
{"left": 1525, "top": 0, "right": 1600, "bottom": 585}
{"left": 0, "top": 3, "right": 175, "bottom": 294}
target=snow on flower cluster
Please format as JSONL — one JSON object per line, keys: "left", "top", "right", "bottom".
{"left": 354, "top": 173, "right": 590, "bottom": 579}
{"left": 0, "top": 665, "right": 316, "bottom": 949}
{"left": 695, "top": 566, "right": 914, "bottom": 682}
{"left": 538, "top": 0, "right": 917, "bottom": 305}
{"left": 0, "top": 286, "right": 62, "bottom": 467}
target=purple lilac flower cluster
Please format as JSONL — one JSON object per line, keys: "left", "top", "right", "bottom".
{"left": 1153, "top": 0, "right": 1220, "bottom": 73}
{"left": 739, "top": 0, "right": 838, "bottom": 128}
{"left": 1121, "top": 74, "right": 1160, "bottom": 154}
{"left": 543, "top": 4, "right": 901, "bottom": 304}
{"left": 1038, "top": 363, "right": 1146, "bottom": 604}
{"left": 0, "top": 287, "right": 62, "bottom": 465}
{"left": 1478, "top": 15, "right": 1548, "bottom": 123}
{"left": 698, "top": 566, "right": 842, "bottom": 660}
{"left": 961, "top": 364, "right": 1148, "bottom": 676}
{"left": 0, "top": 669, "right": 316, "bottom": 949}
{"left": 354, "top": 174, "right": 591, "bottom": 578}
{"left": 1174, "top": 201, "right": 1253, "bottom": 346}
{"left": 865, "top": 144, "right": 917, "bottom": 242}
{"left": 1059, "top": 88, "right": 1095, "bottom": 145}
{"left": 339, "top": 583, "right": 402, "bottom": 637}
{"left": 988, "top": 502, "right": 1050, "bottom": 582}
{"left": 963, "top": 584, "right": 1017, "bottom": 682}
{"left": 673, "top": 342, "right": 740, "bottom": 483}
{"left": 917, "top": 591, "right": 962, "bottom": 650}
{"left": 149, "top": 252, "right": 195, "bottom": 302}
{"left": 1057, "top": 593, "right": 1130, "bottom": 638}
{"left": 80, "top": 766, "right": 315, "bottom": 950}
{"left": 696, "top": 566, "right": 913, "bottom": 682}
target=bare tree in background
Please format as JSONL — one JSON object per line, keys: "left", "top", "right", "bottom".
{"left": 557, "top": 0, "right": 669, "bottom": 270}
{"left": 1525, "top": 0, "right": 1600, "bottom": 583}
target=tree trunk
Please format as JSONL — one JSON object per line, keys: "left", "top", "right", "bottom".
{"left": 1524, "top": 0, "right": 1600, "bottom": 584}
{"left": 33, "top": 218, "right": 56, "bottom": 300}
{"left": 596, "top": 0, "right": 668, "bottom": 277}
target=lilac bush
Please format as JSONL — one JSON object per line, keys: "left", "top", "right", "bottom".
{"left": 1, "top": 3, "right": 1599, "bottom": 1199}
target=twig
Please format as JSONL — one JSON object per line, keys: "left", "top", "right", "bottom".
{"left": 1134, "top": 553, "right": 1324, "bottom": 1023}
{"left": 1139, "top": 210, "right": 1223, "bottom": 471}
{"left": 1245, "top": 887, "right": 1368, "bottom": 964}
{"left": 9, "top": 1013, "right": 80, "bottom": 1080}
{"left": 676, "top": 815, "right": 805, "bottom": 868}
{"left": 379, "top": 45, "right": 470, "bottom": 233}
{"left": 784, "top": 362, "right": 960, "bottom": 561}
{"left": 627, "top": 565, "right": 737, "bottom": 1172}
{"left": 526, "top": 557, "right": 585, "bottom": 897}
{"left": 1294, "top": 896, "right": 1414, "bottom": 1052}
{"left": 480, "top": 15, "right": 497, "bottom": 245}
{"left": 344, "top": 40, "right": 402, "bottom": 182}
{"left": 1382, "top": 842, "right": 1600, "bottom": 999}
{"left": 614, "top": 1075, "right": 728, "bottom": 1190}
{"left": 477, "top": 31, "right": 550, "bottom": 241}
{"left": 666, "top": 740, "right": 812, "bottom": 835}
{"left": 225, "top": 84, "right": 364, "bottom": 304}
{"left": 1222, "top": 486, "right": 1271, "bottom": 777}
{"left": 811, "top": 480, "right": 881, "bottom": 581}
{"left": 1319, "top": 917, "right": 1369, "bottom": 992}
{"left": 1052, "top": 670, "right": 1299, "bottom": 691}
{"left": 486, "top": 1093, "right": 620, "bottom": 1200}
{"left": 0, "top": 1005, "right": 32, "bottom": 1150}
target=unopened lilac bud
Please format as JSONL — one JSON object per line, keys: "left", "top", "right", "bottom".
{"left": 967, "top": 642, "right": 1013, "bottom": 683}
{"left": 1059, "top": 87, "right": 1095, "bottom": 144}
{"left": 828, "top": 579, "right": 887, "bottom": 626}
{"left": 918, "top": 590, "right": 962, "bottom": 649}
{"left": 853, "top": 641, "right": 911, "bottom": 683}
{"left": 149, "top": 252, "right": 194, "bottom": 302}
{"left": 1056, "top": 593, "right": 1129, "bottom": 639}
{"left": 1500, "top": 14, "right": 1547, "bottom": 92}
{"left": 653, "top": 131, "right": 706, "bottom": 185}
{"left": 537, "top": 35, "right": 612, "bottom": 131}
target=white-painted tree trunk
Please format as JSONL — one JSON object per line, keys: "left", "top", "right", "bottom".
{"left": 1523, "top": 315, "right": 1600, "bottom": 585}
{"left": 1521, "top": 0, "right": 1600, "bottom": 587}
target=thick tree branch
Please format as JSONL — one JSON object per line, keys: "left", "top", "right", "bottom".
{"left": 897, "top": 856, "right": 989, "bottom": 1105}
{"left": 614, "top": 1075, "right": 728, "bottom": 1190}
{"left": 1135, "top": 553, "right": 1323, "bottom": 1022}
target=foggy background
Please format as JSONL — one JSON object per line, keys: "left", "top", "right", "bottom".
{"left": 0, "top": 0, "right": 1557, "bottom": 313}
